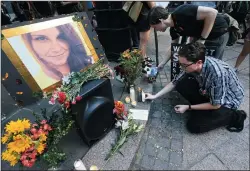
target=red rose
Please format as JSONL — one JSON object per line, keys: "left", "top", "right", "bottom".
{"left": 57, "top": 92, "right": 66, "bottom": 104}
{"left": 75, "top": 95, "right": 82, "bottom": 101}
{"left": 64, "top": 101, "right": 70, "bottom": 109}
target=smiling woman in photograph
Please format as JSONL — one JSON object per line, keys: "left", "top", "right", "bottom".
{"left": 22, "top": 23, "right": 94, "bottom": 85}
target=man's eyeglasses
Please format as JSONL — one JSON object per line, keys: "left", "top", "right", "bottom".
{"left": 179, "top": 62, "right": 195, "bottom": 69}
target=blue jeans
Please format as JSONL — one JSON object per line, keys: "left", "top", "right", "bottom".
{"left": 205, "top": 32, "right": 229, "bottom": 60}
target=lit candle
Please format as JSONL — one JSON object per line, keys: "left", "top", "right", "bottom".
{"left": 74, "top": 159, "right": 87, "bottom": 170}
{"left": 90, "top": 165, "right": 99, "bottom": 170}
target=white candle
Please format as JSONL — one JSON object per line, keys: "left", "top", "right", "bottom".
{"left": 141, "top": 90, "right": 146, "bottom": 102}
{"left": 130, "top": 85, "right": 136, "bottom": 102}
{"left": 74, "top": 159, "right": 87, "bottom": 170}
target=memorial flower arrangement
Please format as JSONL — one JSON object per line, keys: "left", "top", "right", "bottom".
{"left": 1, "top": 108, "right": 74, "bottom": 169}
{"left": 118, "top": 49, "right": 143, "bottom": 87}
{"left": 1, "top": 118, "right": 52, "bottom": 168}
{"left": 105, "top": 101, "right": 144, "bottom": 161}
{"left": 42, "top": 59, "right": 113, "bottom": 112}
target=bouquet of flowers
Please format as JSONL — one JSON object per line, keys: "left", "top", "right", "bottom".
{"left": 42, "top": 59, "right": 113, "bottom": 112}
{"left": 1, "top": 119, "right": 52, "bottom": 168}
{"left": 117, "top": 49, "right": 143, "bottom": 87}
{"left": 105, "top": 101, "right": 144, "bottom": 161}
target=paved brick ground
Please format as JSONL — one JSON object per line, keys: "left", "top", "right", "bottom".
{"left": 130, "top": 29, "right": 249, "bottom": 170}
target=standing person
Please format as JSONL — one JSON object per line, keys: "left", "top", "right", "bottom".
{"left": 145, "top": 42, "right": 247, "bottom": 133}
{"left": 1, "top": 2, "right": 12, "bottom": 25}
{"left": 234, "top": 29, "right": 250, "bottom": 72}
{"left": 134, "top": 1, "right": 156, "bottom": 59}
{"left": 148, "top": 4, "right": 229, "bottom": 70}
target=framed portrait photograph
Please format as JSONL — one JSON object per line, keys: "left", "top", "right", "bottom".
{"left": 2, "top": 13, "right": 104, "bottom": 93}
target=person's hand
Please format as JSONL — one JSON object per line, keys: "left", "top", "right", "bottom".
{"left": 157, "top": 62, "right": 166, "bottom": 71}
{"left": 196, "top": 39, "right": 205, "bottom": 44}
{"left": 145, "top": 93, "right": 156, "bottom": 100}
{"left": 174, "top": 105, "right": 189, "bottom": 114}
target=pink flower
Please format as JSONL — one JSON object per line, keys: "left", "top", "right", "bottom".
{"left": 71, "top": 99, "right": 76, "bottom": 105}
{"left": 40, "top": 120, "right": 47, "bottom": 124}
{"left": 32, "top": 123, "right": 38, "bottom": 127}
{"left": 49, "top": 97, "right": 55, "bottom": 105}
{"left": 75, "top": 95, "right": 82, "bottom": 101}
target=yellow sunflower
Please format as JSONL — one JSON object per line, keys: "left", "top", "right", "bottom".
{"left": 2, "top": 150, "right": 18, "bottom": 166}
{"left": 1, "top": 133, "right": 11, "bottom": 144}
{"left": 8, "top": 135, "right": 32, "bottom": 153}
{"left": 39, "top": 133, "right": 47, "bottom": 142}
{"left": 5, "top": 119, "right": 31, "bottom": 134}
{"left": 37, "top": 143, "right": 46, "bottom": 154}
{"left": 10, "top": 159, "right": 18, "bottom": 166}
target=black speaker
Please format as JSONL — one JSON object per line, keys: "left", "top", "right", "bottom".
{"left": 71, "top": 79, "right": 115, "bottom": 146}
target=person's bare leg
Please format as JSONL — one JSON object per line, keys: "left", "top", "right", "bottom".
{"left": 234, "top": 40, "right": 250, "bottom": 69}
{"left": 139, "top": 29, "right": 151, "bottom": 58}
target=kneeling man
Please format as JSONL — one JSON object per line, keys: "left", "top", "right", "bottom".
{"left": 146, "top": 42, "right": 247, "bottom": 133}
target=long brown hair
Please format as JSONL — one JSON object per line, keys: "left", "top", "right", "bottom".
{"left": 22, "top": 23, "right": 93, "bottom": 80}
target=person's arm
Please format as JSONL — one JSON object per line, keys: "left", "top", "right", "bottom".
{"left": 62, "top": 1, "right": 78, "bottom": 6}
{"left": 146, "top": 2, "right": 156, "bottom": 8}
{"left": 196, "top": 6, "right": 218, "bottom": 41}
{"left": 145, "top": 82, "right": 175, "bottom": 100}
{"left": 191, "top": 103, "right": 221, "bottom": 110}
{"left": 174, "top": 103, "right": 221, "bottom": 113}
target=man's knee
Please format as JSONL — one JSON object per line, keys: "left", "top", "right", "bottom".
{"left": 186, "top": 122, "right": 204, "bottom": 134}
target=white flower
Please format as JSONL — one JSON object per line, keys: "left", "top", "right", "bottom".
{"left": 115, "top": 121, "right": 122, "bottom": 128}
{"left": 135, "top": 124, "right": 144, "bottom": 133}
{"left": 62, "top": 74, "right": 71, "bottom": 85}
{"left": 121, "top": 121, "right": 129, "bottom": 130}
{"left": 43, "top": 92, "right": 48, "bottom": 99}
{"left": 128, "top": 114, "right": 133, "bottom": 120}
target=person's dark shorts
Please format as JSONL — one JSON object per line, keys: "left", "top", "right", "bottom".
{"left": 134, "top": 12, "right": 150, "bottom": 32}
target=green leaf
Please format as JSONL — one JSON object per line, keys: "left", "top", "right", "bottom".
{"left": 1, "top": 34, "right": 4, "bottom": 40}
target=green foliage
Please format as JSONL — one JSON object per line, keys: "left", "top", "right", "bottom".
{"left": 32, "top": 109, "right": 74, "bottom": 168}
{"left": 60, "top": 59, "right": 111, "bottom": 102}
{"left": 119, "top": 49, "right": 143, "bottom": 86}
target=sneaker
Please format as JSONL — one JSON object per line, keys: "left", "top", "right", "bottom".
{"left": 226, "top": 110, "right": 247, "bottom": 132}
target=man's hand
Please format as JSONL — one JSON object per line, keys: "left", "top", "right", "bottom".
{"left": 145, "top": 93, "right": 156, "bottom": 100}
{"left": 174, "top": 105, "right": 189, "bottom": 113}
